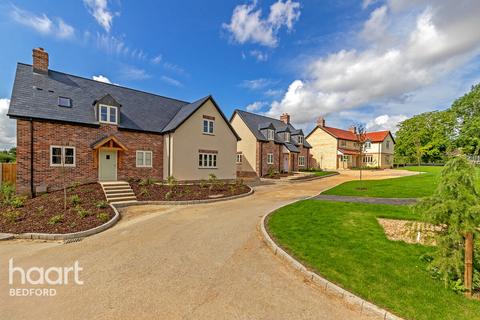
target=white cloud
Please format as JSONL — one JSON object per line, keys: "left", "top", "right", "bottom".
{"left": 266, "top": 1, "right": 480, "bottom": 127}
{"left": 246, "top": 101, "right": 267, "bottom": 112}
{"left": 0, "top": 99, "right": 16, "bottom": 149}
{"left": 240, "top": 78, "right": 276, "bottom": 90}
{"left": 10, "top": 5, "right": 75, "bottom": 39}
{"left": 264, "top": 88, "right": 283, "bottom": 97}
{"left": 222, "top": 0, "right": 300, "bottom": 47}
{"left": 84, "top": 0, "right": 115, "bottom": 32}
{"left": 160, "top": 76, "right": 183, "bottom": 87}
{"left": 92, "top": 75, "right": 112, "bottom": 84}
{"left": 366, "top": 114, "right": 407, "bottom": 133}
{"left": 151, "top": 55, "right": 162, "bottom": 64}
{"left": 96, "top": 33, "right": 129, "bottom": 55}
{"left": 361, "top": 5, "right": 388, "bottom": 43}
{"left": 249, "top": 50, "right": 269, "bottom": 61}
{"left": 119, "top": 66, "right": 150, "bottom": 80}
{"left": 362, "top": 0, "right": 379, "bottom": 9}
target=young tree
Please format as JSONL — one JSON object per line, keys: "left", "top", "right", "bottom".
{"left": 415, "top": 156, "right": 480, "bottom": 296}
{"left": 354, "top": 124, "right": 368, "bottom": 182}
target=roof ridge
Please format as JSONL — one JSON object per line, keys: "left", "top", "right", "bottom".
{"left": 17, "top": 62, "right": 191, "bottom": 105}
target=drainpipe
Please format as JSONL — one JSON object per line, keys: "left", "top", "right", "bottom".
{"left": 278, "top": 145, "right": 281, "bottom": 173}
{"left": 30, "top": 120, "right": 35, "bottom": 197}
{"left": 167, "top": 134, "right": 172, "bottom": 177}
{"left": 259, "top": 142, "right": 263, "bottom": 177}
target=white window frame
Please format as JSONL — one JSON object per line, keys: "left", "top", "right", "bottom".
{"left": 284, "top": 132, "right": 290, "bottom": 142}
{"left": 50, "top": 146, "right": 76, "bottom": 167}
{"left": 236, "top": 153, "right": 242, "bottom": 164}
{"left": 198, "top": 153, "right": 217, "bottom": 168}
{"left": 365, "top": 141, "right": 372, "bottom": 149}
{"left": 267, "top": 153, "right": 274, "bottom": 165}
{"left": 299, "top": 156, "right": 305, "bottom": 166}
{"left": 203, "top": 119, "right": 215, "bottom": 135}
{"left": 297, "top": 135, "right": 304, "bottom": 144}
{"left": 99, "top": 104, "right": 118, "bottom": 125}
{"left": 363, "top": 155, "right": 373, "bottom": 163}
{"left": 136, "top": 150, "right": 153, "bottom": 168}
{"left": 341, "top": 155, "right": 349, "bottom": 162}
{"left": 267, "top": 129, "right": 274, "bottom": 140}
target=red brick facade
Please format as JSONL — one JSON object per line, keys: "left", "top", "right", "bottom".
{"left": 253, "top": 141, "right": 311, "bottom": 177}
{"left": 16, "top": 119, "right": 163, "bottom": 195}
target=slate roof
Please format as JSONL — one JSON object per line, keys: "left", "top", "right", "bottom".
{"left": 232, "top": 109, "right": 311, "bottom": 149}
{"left": 8, "top": 63, "right": 239, "bottom": 139}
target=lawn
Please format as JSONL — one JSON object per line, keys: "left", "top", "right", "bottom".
{"left": 267, "top": 200, "right": 480, "bottom": 320}
{"left": 323, "top": 166, "right": 445, "bottom": 198}
{"left": 312, "top": 171, "right": 337, "bottom": 177}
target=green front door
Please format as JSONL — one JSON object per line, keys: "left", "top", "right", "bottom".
{"left": 99, "top": 149, "right": 117, "bottom": 181}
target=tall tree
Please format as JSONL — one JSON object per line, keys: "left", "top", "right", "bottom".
{"left": 451, "top": 84, "right": 480, "bottom": 155}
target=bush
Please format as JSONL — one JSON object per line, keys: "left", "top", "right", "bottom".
{"left": 70, "top": 195, "right": 81, "bottom": 206}
{"left": 3, "top": 209, "right": 21, "bottom": 223}
{"left": 10, "top": 196, "right": 26, "bottom": 208}
{"left": 165, "top": 191, "right": 174, "bottom": 200}
{"left": 95, "top": 200, "right": 108, "bottom": 209}
{"left": 0, "top": 183, "right": 15, "bottom": 205}
{"left": 139, "top": 177, "right": 156, "bottom": 186}
{"left": 96, "top": 212, "right": 109, "bottom": 223}
{"left": 139, "top": 187, "right": 150, "bottom": 197}
{"left": 199, "top": 179, "right": 208, "bottom": 189}
{"left": 48, "top": 214, "right": 63, "bottom": 225}
{"left": 267, "top": 166, "right": 276, "bottom": 178}
{"left": 75, "top": 206, "right": 91, "bottom": 218}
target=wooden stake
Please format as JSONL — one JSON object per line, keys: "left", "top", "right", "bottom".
{"left": 465, "top": 232, "right": 473, "bottom": 297}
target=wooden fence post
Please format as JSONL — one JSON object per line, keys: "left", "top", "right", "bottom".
{"left": 465, "top": 232, "right": 473, "bottom": 297}
{"left": 0, "top": 162, "right": 3, "bottom": 186}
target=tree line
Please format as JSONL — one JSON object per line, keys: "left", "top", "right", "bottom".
{"left": 0, "top": 147, "right": 16, "bottom": 163}
{"left": 395, "top": 84, "right": 480, "bottom": 165}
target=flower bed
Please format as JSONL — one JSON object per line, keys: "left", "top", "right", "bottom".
{"left": 131, "top": 180, "right": 251, "bottom": 201}
{"left": 0, "top": 183, "right": 114, "bottom": 234}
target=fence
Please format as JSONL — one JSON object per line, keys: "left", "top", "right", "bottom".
{"left": 0, "top": 163, "right": 16, "bottom": 185}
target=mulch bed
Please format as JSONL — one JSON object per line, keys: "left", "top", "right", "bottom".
{"left": 0, "top": 183, "right": 114, "bottom": 234}
{"left": 131, "top": 182, "right": 251, "bottom": 201}
{"left": 262, "top": 173, "right": 293, "bottom": 179}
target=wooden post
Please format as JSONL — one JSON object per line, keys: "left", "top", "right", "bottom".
{"left": 465, "top": 232, "right": 473, "bottom": 297}
{"left": 0, "top": 162, "right": 3, "bottom": 186}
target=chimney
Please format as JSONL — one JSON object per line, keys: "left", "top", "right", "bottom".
{"left": 317, "top": 117, "right": 325, "bottom": 127}
{"left": 348, "top": 126, "right": 357, "bottom": 134}
{"left": 32, "top": 47, "right": 49, "bottom": 74}
{"left": 280, "top": 113, "right": 290, "bottom": 124}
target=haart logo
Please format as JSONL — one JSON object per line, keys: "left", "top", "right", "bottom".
{"left": 7, "top": 258, "right": 84, "bottom": 297}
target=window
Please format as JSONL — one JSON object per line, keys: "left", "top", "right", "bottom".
{"left": 136, "top": 151, "right": 152, "bottom": 167}
{"left": 363, "top": 155, "right": 373, "bottom": 163}
{"left": 297, "top": 135, "right": 304, "bottom": 144}
{"left": 284, "top": 132, "right": 290, "bottom": 142}
{"left": 50, "top": 146, "right": 75, "bottom": 167}
{"left": 99, "top": 105, "right": 118, "bottom": 124}
{"left": 236, "top": 153, "right": 242, "bottom": 164}
{"left": 267, "top": 129, "right": 274, "bottom": 140}
{"left": 299, "top": 156, "right": 305, "bottom": 166}
{"left": 58, "top": 97, "right": 72, "bottom": 108}
{"left": 341, "top": 155, "right": 349, "bottom": 162}
{"left": 267, "top": 153, "right": 274, "bottom": 164}
{"left": 340, "top": 140, "right": 346, "bottom": 147}
{"left": 199, "top": 153, "right": 217, "bottom": 168}
{"left": 365, "top": 141, "right": 372, "bottom": 149}
{"left": 203, "top": 120, "right": 214, "bottom": 134}
{"left": 386, "top": 141, "right": 390, "bottom": 149}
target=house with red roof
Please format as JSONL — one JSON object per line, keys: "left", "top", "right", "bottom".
{"left": 306, "top": 117, "right": 395, "bottom": 170}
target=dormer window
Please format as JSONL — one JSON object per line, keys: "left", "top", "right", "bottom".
{"left": 284, "top": 132, "right": 290, "bottom": 142}
{"left": 58, "top": 97, "right": 72, "bottom": 108}
{"left": 267, "top": 129, "right": 274, "bottom": 140}
{"left": 297, "top": 135, "right": 304, "bottom": 144}
{"left": 99, "top": 105, "right": 118, "bottom": 125}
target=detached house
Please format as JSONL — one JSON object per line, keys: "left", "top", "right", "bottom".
{"left": 306, "top": 117, "right": 395, "bottom": 170}
{"left": 8, "top": 48, "right": 239, "bottom": 196}
{"left": 230, "top": 110, "right": 312, "bottom": 177}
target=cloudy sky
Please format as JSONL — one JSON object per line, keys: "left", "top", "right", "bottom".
{"left": 1, "top": 0, "right": 480, "bottom": 149}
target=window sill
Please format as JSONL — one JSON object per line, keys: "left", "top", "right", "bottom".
{"left": 136, "top": 166, "right": 153, "bottom": 168}
{"left": 202, "top": 132, "right": 215, "bottom": 136}
{"left": 50, "top": 164, "right": 76, "bottom": 167}
{"left": 198, "top": 167, "right": 218, "bottom": 169}
{"left": 99, "top": 121, "right": 118, "bottom": 125}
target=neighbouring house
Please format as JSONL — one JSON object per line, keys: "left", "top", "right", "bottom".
{"left": 7, "top": 48, "right": 240, "bottom": 196}
{"left": 306, "top": 117, "right": 395, "bottom": 170}
{"left": 230, "top": 110, "right": 312, "bottom": 177}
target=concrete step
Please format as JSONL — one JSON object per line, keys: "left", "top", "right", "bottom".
{"left": 110, "top": 200, "right": 138, "bottom": 206}
{"left": 99, "top": 181, "right": 137, "bottom": 203}
{"left": 105, "top": 192, "right": 135, "bottom": 198}
{"left": 106, "top": 195, "right": 137, "bottom": 202}
{"left": 103, "top": 184, "right": 131, "bottom": 190}
{"left": 104, "top": 188, "right": 133, "bottom": 194}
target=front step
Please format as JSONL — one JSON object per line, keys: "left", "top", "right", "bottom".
{"left": 99, "top": 181, "right": 137, "bottom": 203}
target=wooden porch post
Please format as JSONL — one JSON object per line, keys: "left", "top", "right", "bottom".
{"left": 465, "top": 232, "right": 473, "bottom": 297}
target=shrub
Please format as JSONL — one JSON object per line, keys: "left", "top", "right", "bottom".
{"left": 229, "top": 185, "right": 236, "bottom": 194}
{"left": 3, "top": 209, "right": 21, "bottom": 223}
{"left": 48, "top": 214, "right": 64, "bottom": 225}
{"left": 165, "top": 191, "right": 174, "bottom": 200}
{"left": 199, "top": 179, "right": 208, "bottom": 189}
{"left": 97, "top": 212, "right": 109, "bottom": 223}
{"left": 139, "top": 177, "right": 156, "bottom": 186}
{"left": 235, "top": 179, "right": 244, "bottom": 187}
{"left": 95, "top": 200, "right": 108, "bottom": 209}
{"left": 267, "top": 166, "right": 276, "bottom": 178}
{"left": 0, "top": 183, "right": 15, "bottom": 205}
{"left": 68, "top": 181, "right": 81, "bottom": 191}
{"left": 208, "top": 174, "right": 220, "bottom": 191}
{"left": 70, "top": 195, "right": 81, "bottom": 206}
{"left": 75, "top": 206, "right": 91, "bottom": 218}
{"left": 36, "top": 206, "right": 45, "bottom": 215}
{"left": 10, "top": 196, "right": 26, "bottom": 208}
{"left": 139, "top": 187, "right": 150, "bottom": 197}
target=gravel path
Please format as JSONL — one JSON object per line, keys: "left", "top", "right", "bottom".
{"left": 0, "top": 169, "right": 416, "bottom": 320}
{"left": 313, "top": 194, "right": 418, "bottom": 205}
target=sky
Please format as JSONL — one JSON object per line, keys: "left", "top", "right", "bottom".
{"left": 1, "top": 0, "right": 480, "bottom": 149}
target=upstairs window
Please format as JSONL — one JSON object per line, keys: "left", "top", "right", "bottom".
{"left": 203, "top": 119, "right": 214, "bottom": 134}
{"left": 365, "top": 141, "right": 372, "bottom": 149}
{"left": 99, "top": 105, "right": 118, "bottom": 124}
{"left": 297, "top": 135, "right": 304, "bottom": 144}
{"left": 236, "top": 153, "right": 243, "bottom": 164}
{"left": 50, "top": 146, "right": 75, "bottom": 167}
{"left": 340, "top": 140, "right": 346, "bottom": 147}
{"left": 58, "top": 97, "right": 72, "bottom": 108}
{"left": 386, "top": 141, "right": 390, "bottom": 149}
{"left": 267, "top": 129, "right": 274, "bottom": 141}
{"left": 284, "top": 132, "right": 290, "bottom": 142}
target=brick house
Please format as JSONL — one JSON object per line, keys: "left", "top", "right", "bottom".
{"left": 7, "top": 48, "right": 240, "bottom": 196}
{"left": 230, "top": 110, "right": 312, "bottom": 177}
{"left": 306, "top": 117, "right": 395, "bottom": 170}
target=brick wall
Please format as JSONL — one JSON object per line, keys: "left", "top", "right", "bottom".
{"left": 16, "top": 120, "right": 163, "bottom": 195}
{"left": 256, "top": 141, "right": 282, "bottom": 176}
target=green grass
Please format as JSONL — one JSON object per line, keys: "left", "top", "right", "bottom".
{"left": 312, "top": 171, "right": 337, "bottom": 177}
{"left": 323, "top": 166, "right": 444, "bottom": 198}
{"left": 268, "top": 200, "right": 480, "bottom": 320}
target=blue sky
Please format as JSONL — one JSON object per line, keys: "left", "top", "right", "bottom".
{"left": 1, "top": 0, "right": 480, "bottom": 149}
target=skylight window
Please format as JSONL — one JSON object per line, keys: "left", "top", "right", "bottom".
{"left": 58, "top": 97, "right": 72, "bottom": 108}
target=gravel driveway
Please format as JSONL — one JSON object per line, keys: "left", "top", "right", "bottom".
{"left": 0, "top": 170, "right": 415, "bottom": 319}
